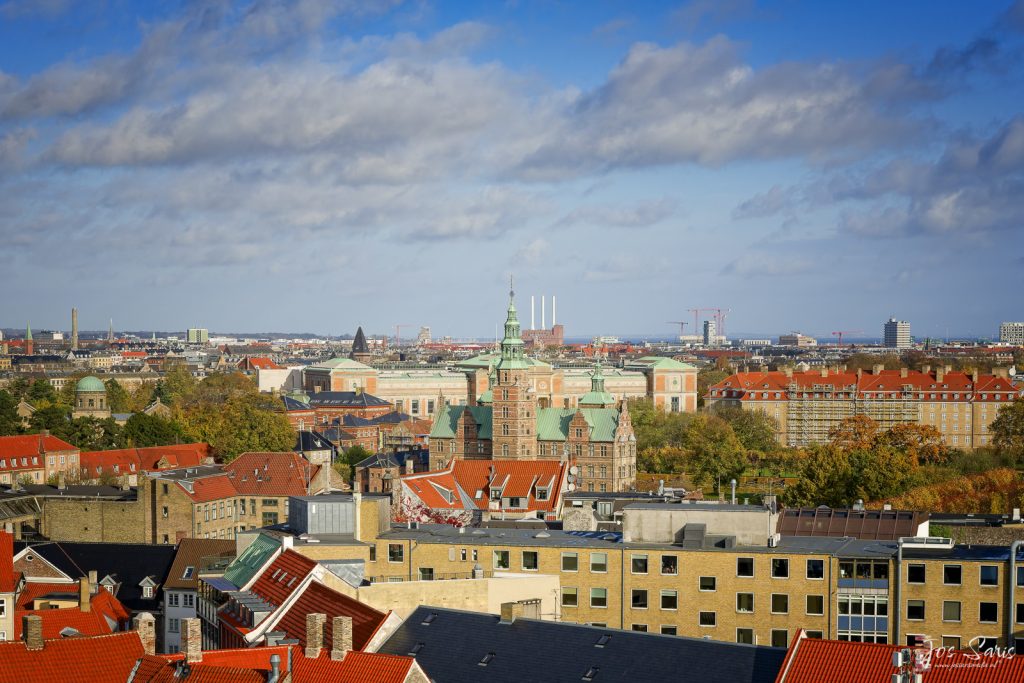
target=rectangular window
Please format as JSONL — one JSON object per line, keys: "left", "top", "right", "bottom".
{"left": 631, "top": 555, "right": 648, "bottom": 574}
{"left": 942, "top": 636, "right": 961, "bottom": 650}
{"left": 661, "top": 625, "right": 677, "bottom": 636}
{"left": 942, "top": 601, "right": 961, "bottom": 622}
{"left": 806, "top": 595, "right": 824, "bottom": 616}
{"left": 737, "top": 557, "right": 754, "bottom": 577}
{"left": 771, "top": 630, "right": 789, "bottom": 648}
{"left": 907, "top": 564, "right": 926, "bottom": 584}
{"left": 183, "top": 594, "right": 193, "bottom": 608}
{"left": 590, "top": 553, "right": 607, "bottom": 573}
{"left": 661, "top": 590, "right": 678, "bottom": 611}
{"left": 907, "top": 600, "right": 925, "bottom": 620}
{"left": 591, "top": 588, "right": 607, "bottom": 608}
{"left": 419, "top": 568, "right": 434, "bottom": 581}
{"left": 369, "top": 546, "right": 377, "bottom": 562}
{"left": 805, "top": 631, "right": 823, "bottom": 639}
{"left": 522, "top": 551, "right": 538, "bottom": 571}
{"left": 562, "top": 587, "right": 577, "bottom": 607}
{"left": 980, "top": 565, "right": 999, "bottom": 586}
{"left": 661, "top": 555, "right": 678, "bottom": 575}
{"left": 631, "top": 589, "right": 648, "bottom": 609}
{"left": 979, "top": 602, "right": 998, "bottom": 623}
{"left": 168, "top": 593, "right": 180, "bottom": 607}
{"left": 699, "top": 576, "right": 716, "bottom": 592}
{"left": 699, "top": 612, "right": 716, "bottom": 627}
{"left": 493, "top": 550, "right": 510, "bottom": 570}
{"left": 631, "top": 624, "right": 647, "bottom": 632}
{"left": 460, "top": 548, "right": 467, "bottom": 561}
{"left": 168, "top": 618, "right": 179, "bottom": 633}
{"left": 943, "top": 565, "right": 962, "bottom": 585}
{"left": 771, "top": 594, "right": 789, "bottom": 614}
{"left": 562, "top": 552, "right": 578, "bottom": 572}
{"left": 736, "top": 593, "right": 754, "bottom": 613}
{"left": 388, "top": 544, "right": 404, "bottom": 563}
{"left": 771, "top": 558, "right": 789, "bottom": 578}
{"left": 261, "top": 511, "right": 278, "bottom": 526}
{"left": 736, "top": 628, "right": 754, "bottom": 645}
{"left": 806, "top": 559, "right": 824, "bottom": 580}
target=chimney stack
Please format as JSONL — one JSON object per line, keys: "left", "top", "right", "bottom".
{"left": 541, "top": 296, "right": 546, "bottom": 330}
{"left": 900, "top": 368, "right": 909, "bottom": 379}
{"left": 404, "top": 458, "right": 414, "bottom": 475}
{"left": 88, "top": 570, "right": 98, "bottom": 589}
{"left": 499, "top": 601, "right": 525, "bottom": 624}
{"left": 872, "top": 364, "right": 885, "bottom": 375}
{"left": 531, "top": 295, "right": 535, "bottom": 330}
{"left": 71, "top": 308, "right": 79, "bottom": 351}
{"left": 183, "top": 618, "right": 203, "bottom": 663}
{"left": 79, "top": 576, "right": 91, "bottom": 612}
{"left": 305, "top": 613, "right": 326, "bottom": 659}
{"left": 936, "top": 367, "right": 945, "bottom": 382}
{"left": 552, "top": 295, "right": 556, "bottom": 328}
{"left": 23, "top": 614, "right": 43, "bottom": 650}
{"left": 133, "top": 612, "right": 156, "bottom": 656}
{"left": 331, "top": 616, "right": 353, "bottom": 661}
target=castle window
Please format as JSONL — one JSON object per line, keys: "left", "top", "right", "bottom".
{"left": 502, "top": 424, "right": 509, "bottom": 436}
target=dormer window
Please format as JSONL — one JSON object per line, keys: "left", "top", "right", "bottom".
{"left": 536, "top": 488, "right": 549, "bottom": 501}
{"left": 142, "top": 586, "right": 154, "bottom": 598}
{"left": 490, "top": 488, "right": 502, "bottom": 499}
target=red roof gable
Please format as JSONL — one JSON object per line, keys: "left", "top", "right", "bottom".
{"left": 249, "top": 550, "right": 317, "bottom": 606}
{"left": 183, "top": 474, "right": 238, "bottom": 502}
{"left": 275, "top": 580, "right": 389, "bottom": 652}
{"left": 81, "top": 444, "right": 209, "bottom": 478}
{"left": 0, "top": 434, "right": 78, "bottom": 459}
{"left": 0, "top": 631, "right": 145, "bottom": 683}
{"left": 0, "top": 531, "right": 16, "bottom": 593}
{"left": 402, "top": 460, "right": 565, "bottom": 514}
{"left": 225, "top": 452, "right": 314, "bottom": 497}
{"left": 13, "top": 588, "right": 131, "bottom": 639}
{"left": 15, "top": 581, "right": 78, "bottom": 609}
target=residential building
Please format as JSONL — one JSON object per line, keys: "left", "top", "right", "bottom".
{"left": 778, "top": 333, "right": 817, "bottom": 347}
{"left": 161, "top": 539, "right": 234, "bottom": 654}
{"left": 79, "top": 443, "right": 210, "bottom": 485}
{"left": 705, "top": 367, "right": 1021, "bottom": 448}
{"left": 999, "top": 322, "right": 1024, "bottom": 345}
{"left": 354, "top": 449, "right": 429, "bottom": 495}
{"left": 0, "top": 433, "right": 80, "bottom": 486}
{"left": 186, "top": 328, "right": 209, "bottom": 344}
{"left": 884, "top": 318, "right": 912, "bottom": 349}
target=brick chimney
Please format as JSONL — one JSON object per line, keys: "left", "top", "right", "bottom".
{"left": 305, "top": 613, "right": 326, "bottom": 659}
{"left": 872, "top": 364, "right": 884, "bottom": 375}
{"left": 23, "top": 614, "right": 43, "bottom": 650}
{"left": 499, "top": 601, "right": 525, "bottom": 624}
{"left": 183, "top": 618, "right": 202, "bottom": 663}
{"left": 936, "top": 367, "right": 945, "bottom": 382}
{"left": 330, "top": 616, "right": 353, "bottom": 661}
{"left": 79, "top": 576, "right": 91, "bottom": 613}
{"left": 133, "top": 612, "right": 156, "bottom": 656}
{"left": 404, "top": 458, "right": 414, "bottom": 475}
{"left": 900, "top": 368, "right": 909, "bottom": 379}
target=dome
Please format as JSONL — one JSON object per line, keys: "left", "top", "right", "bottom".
{"left": 76, "top": 376, "right": 106, "bottom": 393}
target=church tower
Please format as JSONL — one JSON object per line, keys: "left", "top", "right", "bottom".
{"left": 491, "top": 280, "right": 537, "bottom": 460}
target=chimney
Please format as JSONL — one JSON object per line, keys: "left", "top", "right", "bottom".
{"left": 499, "top": 601, "right": 525, "bottom": 624}
{"left": 872, "top": 364, "right": 884, "bottom": 375}
{"left": 183, "top": 618, "right": 202, "bottom": 663}
{"left": 936, "top": 367, "right": 945, "bottom": 382}
{"left": 331, "top": 616, "right": 353, "bottom": 661}
{"left": 305, "top": 613, "right": 326, "bottom": 659}
{"left": 970, "top": 368, "right": 979, "bottom": 383}
{"left": 71, "top": 308, "right": 79, "bottom": 351}
{"left": 88, "top": 570, "right": 98, "bottom": 590}
{"left": 133, "top": 612, "right": 156, "bottom": 656}
{"left": 900, "top": 368, "right": 909, "bottom": 379}
{"left": 23, "top": 614, "right": 43, "bottom": 650}
{"left": 404, "top": 458, "right": 414, "bottom": 475}
{"left": 994, "top": 366, "right": 1010, "bottom": 379}
{"left": 921, "top": 364, "right": 931, "bottom": 374}
{"left": 79, "top": 576, "right": 91, "bottom": 612}
{"left": 268, "top": 654, "right": 282, "bottom": 683}
{"left": 57, "top": 472, "right": 66, "bottom": 490}
{"left": 783, "top": 367, "right": 793, "bottom": 378}
{"left": 819, "top": 368, "right": 828, "bottom": 378}
{"left": 552, "top": 295, "right": 556, "bottom": 328}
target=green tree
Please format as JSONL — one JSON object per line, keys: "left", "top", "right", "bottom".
{"left": 29, "top": 404, "right": 72, "bottom": 433}
{"left": 697, "top": 367, "right": 730, "bottom": 408}
{"left": 991, "top": 397, "right": 1024, "bottom": 462}
{"left": 122, "top": 412, "right": 184, "bottom": 447}
{"left": 61, "top": 417, "right": 125, "bottom": 451}
{"left": 685, "top": 414, "right": 748, "bottom": 491}
{"left": 29, "top": 378, "right": 59, "bottom": 405}
{"left": 637, "top": 446, "right": 687, "bottom": 474}
{"left": 0, "top": 390, "right": 21, "bottom": 436}
{"left": 848, "top": 445, "right": 917, "bottom": 502}
{"left": 105, "top": 379, "right": 132, "bottom": 413}
{"left": 784, "top": 444, "right": 854, "bottom": 507}
{"left": 344, "top": 445, "right": 372, "bottom": 467}
{"left": 714, "top": 406, "right": 779, "bottom": 453}
{"left": 162, "top": 363, "right": 198, "bottom": 405}
{"left": 177, "top": 391, "right": 293, "bottom": 462}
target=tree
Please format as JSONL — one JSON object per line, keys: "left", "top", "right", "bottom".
{"left": 57, "top": 371, "right": 90, "bottom": 407}
{"left": 847, "top": 445, "right": 917, "bottom": 503}
{"left": 29, "top": 404, "right": 72, "bottom": 433}
{"left": 344, "top": 445, "right": 372, "bottom": 468}
{"left": 685, "top": 414, "right": 748, "bottom": 491}
{"left": 637, "top": 446, "right": 687, "bottom": 474}
{"left": 176, "top": 391, "right": 293, "bottom": 462}
{"left": 991, "top": 398, "right": 1024, "bottom": 462}
{"left": 784, "top": 445, "right": 854, "bottom": 508}
{"left": 0, "top": 390, "right": 21, "bottom": 436}
{"left": 878, "top": 423, "right": 949, "bottom": 465}
{"left": 162, "top": 363, "right": 198, "bottom": 405}
{"left": 697, "top": 368, "right": 730, "bottom": 408}
{"left": 828, "top": 415, "right": 880, "bottom": 452}
{"left": 29, "top": 378, "right": 58, "bottom": 405}
{"left": 122, "top": 412, "right": 184, "bottom": 447}
{"left": 60, "top": 417, "right": 124, "bottom": 451}
{"left": 105, "top": 379, "right": 132, "bottom": 413}
{"left": 714, "top": 407, "right": 779, "bottom": 454}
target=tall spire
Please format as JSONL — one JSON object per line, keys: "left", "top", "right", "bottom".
{"left": 498, "top": 278, "right": 525, "bottom": 367}
{"left": 25, "top": 322, "right": 32, "bottom": 341}
{"left": 108, "top": 318, "right": 114, "bottom": 342}
{"left": 591, "top": 357, "right": 606, "bottom": 394}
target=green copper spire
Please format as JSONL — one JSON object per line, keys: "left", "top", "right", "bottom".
{"left": 580, "top": 356, "right": 615, "bottom": 407}
{"left": 591, "top": 358, "right": 606, "bottom": 394}
{"left": 25, "top": 323, "right": 31, "bottom": 341}
{"left": 497, "top": 276, "right": 527, "bottom": 369}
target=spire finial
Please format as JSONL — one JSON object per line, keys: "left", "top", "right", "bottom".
{"left": 509, "top": 274, "right": 514, "bottom": 300}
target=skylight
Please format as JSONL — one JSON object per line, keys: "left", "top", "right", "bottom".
{"left": 595, "top": 634, "right": 611, "bottom": 648}
{"left": 422, "top": 613, "right": 436, "bottom": 626}
{"left": 582, "top": 666, "right": 600, "bottom": 681}
{"left": 479, "top": 652, "right": 495, "bottom": 667}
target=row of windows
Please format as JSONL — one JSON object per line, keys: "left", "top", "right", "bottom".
{"left": 906, "top": 600, "right": 1024, "bottom": 624}
{"left": 906, "top": 563, "right": 1004, "bottom": 586}
{"left": 166, "top": 593, "right": 195, "bottom": 608}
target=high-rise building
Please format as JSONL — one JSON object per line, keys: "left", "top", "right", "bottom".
{"left": 186, "top": 328, "right": 209, "bottom": 344}
{"left": 999, "top": 322, "right": 1024, "bottom": 345}
{"left": 883, "top": 318, "right": 911, "bottom": 349}
{"left": 702, "top": 319, "right": 717, "bottom": 346}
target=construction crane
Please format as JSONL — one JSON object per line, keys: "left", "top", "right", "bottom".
{"left": 394, "top": 324, "right": 415, "bottom": 348}
{"left": 831, "top": 330, "right": 863, "bottom": 346}
{"left": 687, "top": 307, "right": 731, "bottom": 338}
{"left": 666, "top": 321, "right": 688, "bottom": 337}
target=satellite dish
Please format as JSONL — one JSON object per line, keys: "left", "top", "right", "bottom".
{"left": 569, "top": 465, "right": 579, "bottom": 475}
{"left": 567, "top": 483, "right": 576, "bottom": 491}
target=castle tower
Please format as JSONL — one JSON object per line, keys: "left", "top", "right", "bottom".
{"left": 491, "top": 279, "right": 537, "bottom": 460}
{"left": 350, "top": 326, "right": 371, "bottom": 364}
{"left": 579, "top": 359, "right": 616, "bottom": 408}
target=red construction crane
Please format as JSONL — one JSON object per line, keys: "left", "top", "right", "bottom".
{"left": 831, "top": 330, "right": 863, "bottom": 346}
{"left": 687, "top": 307, "right": 731, "bottom": 338}
{"left": 666, "top": 321, "right": 688, "bottom": 337}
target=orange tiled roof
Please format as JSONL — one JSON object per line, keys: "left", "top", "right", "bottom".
{"left": 249, "top": 550, "right": 317, "bottom": 606}
{"left": 275, "top": 580, "right": 390, "bottom": 652}
{"left": 0, "top": 531, "right": 17, "bottom": 592}
{"left": 225, "top": 452, "right": 314, "bottom": 497}
{"left": 0, "top": 631, "right": 145, "bottom": 683}
{"left": 14, "top": 590, "right": 130, "bottom": 639}
{"left": 402, "top": 460, "right": 565, "bottom": 514}
{"left": 80, "top": 444, "right": 209, "bottom": 479}
{"left": 183, "top": 474, "right": 238, "bottom": 503}
{"left": 15, "top": 581, "right": 78, "bottom": 609}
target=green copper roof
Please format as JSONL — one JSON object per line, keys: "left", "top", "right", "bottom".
{"left": 25, "top": 323, "right": 32, "bottom": 341}
{"left": 497, "top": 285, "right": 528, "bottom": 370}
{"left": 76, "top": 376, "right": 106, "bottom": 393}
{"left": 223, "top": 534, "right": 281, "bottom": 588}
{"left": 456, "top": 352, "right": 550, "bottom": 370}
{"left": 430, "top": 404, "right": 494, "bottom": 439}
{"left": 536, "top": 407, "right": 620, "bottom": 442}
{"left": 477, "top": 389, "right": 493, "bottom": 405}
{"left": 626, "top": 356, "right": 696, "bottom": 371}
{"left": 579, "top": 390, "right": 616, "bottom": 407}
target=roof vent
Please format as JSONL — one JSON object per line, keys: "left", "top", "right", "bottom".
{"left": 582, "top": 667, "right": 600, "bottom": 681}
{"left": 595, "top": 634, "right": 611, "bottom": 648}
{"left": 533, "top": 531, "right": 551, "bottom": 539}
{"left": 421, "top": 613, "right": 437, "bottom": 626}
{"left": 479, "top": 652, "right": 495, "bottom": 667}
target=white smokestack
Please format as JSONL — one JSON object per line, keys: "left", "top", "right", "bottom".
{"left": 531, "top": 295, "right": 535, "bottom": 330}
{"left": 552, "top": 296, "right": 556, "bottom": 328}
{"left": 541, "top": 296, "right": 546, "bottom": 330}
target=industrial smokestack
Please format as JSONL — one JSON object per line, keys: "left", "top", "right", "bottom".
{"left": 531, "top": 295, "right": 535, "bottom": 330}
{"left": 71, "top": 308, "right": 78, "bottom": 350}
{"left": 552, "top": 295, "right": 556, "bottom": 328}
{"left": 541, "top": 296, "right": 546, "bottom": 330}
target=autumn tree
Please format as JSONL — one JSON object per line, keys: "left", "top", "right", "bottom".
{"left": 685, "top": 414, "right": 748, "bottom": 491}
{"left": 105, "top": 379, "right": 132, "bottom": 413}
{"left": 176, "top": 390, "right": 293, "bottom": 462}
{"left": 878, "top": 423, "right": 949, "bottom": 465}
{"left": 161, "top": 362, "right": 198, "bottom": 405}
{"left": 991, "top": 397, "right": 1024, "bottom": 462}
{"left": 784, "top": 445, "right": 854, "bottom": 508}
{"left": 714, "top": 406, "right": 779, "bottom": 454}
{"left": 828, "top": 415, "right": 880, "bottom": 451}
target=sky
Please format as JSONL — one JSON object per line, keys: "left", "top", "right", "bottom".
{"left": 1, "top": 0, "right": 1023, "bottom": 340}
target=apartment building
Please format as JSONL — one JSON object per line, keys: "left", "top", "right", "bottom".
{"left": 999, "top": 322, "right": 1024, "bottom": 345}
{"left": 706, "top": 366, "right": 1021, "bottom": 448}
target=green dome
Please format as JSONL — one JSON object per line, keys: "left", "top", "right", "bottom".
{"left": 76, "top": 376, "right": 106, "bottom": 393}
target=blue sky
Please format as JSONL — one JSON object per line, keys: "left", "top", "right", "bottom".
{"left": 1, "top": 0, "right": 1022, "bottom": 340}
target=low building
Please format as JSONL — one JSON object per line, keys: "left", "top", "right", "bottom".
{"left": 160, "top": 538, "right": 234, "bottom": 654}
{"left": 777, "top": 507, "right": 930, "bottom": 540}
{"left": 0, "top": 433, "right": 80, "bottom": 487}
{"left": 354, "top": 449, "right": 429, "bottom": 495}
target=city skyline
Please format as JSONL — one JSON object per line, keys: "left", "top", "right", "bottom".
{"left": 1, "top": 1, "right": 1023, "bottom": 337}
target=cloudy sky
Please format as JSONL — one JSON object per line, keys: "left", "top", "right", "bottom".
{"left": 2, "top": 0, "right": 1023, "bottom": 340}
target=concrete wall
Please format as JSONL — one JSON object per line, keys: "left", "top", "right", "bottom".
{"left": 622, "top": 506, "right": 780, "bottom": 547}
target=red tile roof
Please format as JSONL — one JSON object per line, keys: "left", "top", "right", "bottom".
{"left": 0, "top": 530, "right": 17, "bottom": 592}
{"left": 80, "top": 444, "right": 209, "bottom": 479}
{"left": 225, "top": 452, "right": 315, "bottom": 497}
{"left": 14, "top": 588, "right": 131, "bottom": 639}
{"left": 249, "top": 550, "right": 317, "bottom": 606}
{"left": 15, "top": 581, "right": 78, "bottom": 609}
{"left": 0, "top": 631, "right": 145, "bottom": 683}
{"left": 238, "top": 357, "right": 284, "bottom": 370}
{"left": 0, "top": 435, "right": 78, "bottom": 459}
{"left": 402, "top": 459, "right": 565, "bottom": 514}
{"left": 274, "top": 580, "right": 390, "bottom": 652}
{"left": 183, "top": 474, "right": 238, "bottom": 503}
{"left": 776, "top": 632, "right": 1024, "bottom": 683}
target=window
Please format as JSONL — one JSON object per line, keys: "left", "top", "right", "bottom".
{"left": 979, "top": 602, "right": 998, "bottom": 623}
{"left": 562, "top": 552, "right": 578, "bottom": 572}
{"left": 388, "top": 544, "right": 404, "bottom": 563}
{"left": 1017, "top": 603, "right": 1024, "bottom": 624}
{"left": 591, "top": 553, "right": 607, "bottom": 573}
{"left": 806, "top": 631, "right": 823, "bottom": 639}
{"left": 737, "top": 557, "right": 754, "bottom": 577}
{"left": 419, "top": 568, "right": 434, "bottom": 581}
{"left": 942, "top": 636, "right": 961, "bottom": 650}
{"left": 699, "top": 576, "right": 716, "bottom": 592}
{"left": 168, "top": 618, "right": 179, "bottom": 633}
{"left": 261, "top": 512, "right": 278, "bottom": 526}
{"left": 631, "top": 624, "right": 647, "bottom": 632}
{"left": 806, "top": 559, "right": 824, "bottom": 580}
{"left": 806, "top": 595, "right": 824, "bottom": 616}
{"left": 737, "top": 628, "right": 754, "bottom": 645}
{"left": 183, "top": 594, "right": 193, "bottom": 608}
{"left": 514, "top": 550, "right": 537, "bottom": 571}
{"left": 168, "top": 593, "right": 180, "bottom": 607}
{"left": 661, "top": 590, "right": 678, "bottom": 610}
{"left": 771, "top": 594, "right": 789, "bottom": 614}
{"left": 631, "top": 589, "right": 648, "bottom": 609}
{"left": 907, "top": 600, "right": 925, "bottom": 620}
{"left": 943, "top": 564, "right": 962, "bottom": 585}
{"left": 493, "top": 550, "right": 510, "bottom": 570}
{"left": 976, "top": 637, "right": 999, "bottom": 653}
{"left": 535, "top": 488, "right": 548, "bottom": 501}
{"left": 562, "top": 587, "right": 578, "bottom": 607}
{"left": 660, "top": 625, "right": 677, "bottom": 636}
{"left": 907, "top": 564, "right": 925, "bottom": 584}
{"left": 631, "top": 555, "right": 648, "bottom": 574}
{"left": 771, "top": 558, "right": 789, "bottom": 578}
{"left": 699, "top": 612, "right": 716, "bottom": 627}
{"left": 980, "top": 565, "right": 999, "bottom": 586}
{"left": 771, "top": 630, "right": 789, "bottom": 648}
{"left": 142, "top": 586, "right": 154, "bottom": 599}
{"left": 943, "top": 601, "right": 961, "bottom": 622}
{"left": 369, "top": 546, "right": 377, "bottom": 562}
{"left": 591, "top": 588, "right": 607, "bottom": 608}
{"left": 661, "top": 555, "right": 678, "bottom": 575}
{"left": 736, "top": 593, "right": 754, "bottom": 613}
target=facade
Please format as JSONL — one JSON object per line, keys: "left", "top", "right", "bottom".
{"left": 884, "top": 318, "right": 912, "bottom": 349}
{"left": 429, "top": 291, "right": 638, "bottom": 493}
{"left": 186, "top": 328, "right": 209, "bottom": 344}
{"left": 999, "top": 322, "right": 1024, "bottom": 345}
{"left": 705, "top": 367, "right": 1021, "bottom": 448}
{"left": 71, "top": 375, "right": 110, "bottom": 419}
{"left": 778, "top": 333, "right": 817, "bottom": 347}
{"left": 161, "top": 538, "right": 234, "bottom": 654}
{"left": 0, "top": 433, "right": 80, "bottom": 486}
